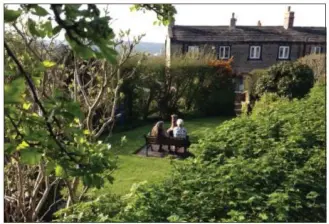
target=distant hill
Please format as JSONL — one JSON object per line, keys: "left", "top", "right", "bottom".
{"left": 50, "top": 40, "right": 165, "bottom": 55}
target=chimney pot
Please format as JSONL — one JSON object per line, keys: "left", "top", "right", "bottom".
{"left": 257, "top": 20, "right": 262, "bottom": 26}
{"left": 230, "top": 12, "right": 237, "bottom": 29}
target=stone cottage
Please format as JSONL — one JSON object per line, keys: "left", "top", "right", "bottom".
{"left": 165, "top": 6, "right": 326, "bottom": 93}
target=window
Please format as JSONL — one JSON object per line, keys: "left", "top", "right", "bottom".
{"left": 218, "top": 46, "right": 230, "bottom": 59}
{"left": 278, "top": 46, "right": 290, "bottom": 59}
{"left": 188, "top": 45, "right": 199, "bottom": 54}
{"left": 187, "top": 45, "right": 199, "bottom": 58}
{"left": 249, "top": 46, "right": 261, "bottom": 59}
{"left": 311, "top": 46, "right": 322, "bottom": 54}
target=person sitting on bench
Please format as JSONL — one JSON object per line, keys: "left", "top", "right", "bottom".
{"left": 150, "top": 121, "right": 168, "bottom": 152}
{"left": 150, "top": 121, "right": 168, "bottom": 138}
{"left": 173, "top": 119, "right": 187, "bottom": 139}
{"left": 167, "top": 114, "right": 178, "bottom": 137}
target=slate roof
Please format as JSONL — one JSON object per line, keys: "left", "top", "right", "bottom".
{"left": 170, "top": 25, "right": 326, "bottom": 43}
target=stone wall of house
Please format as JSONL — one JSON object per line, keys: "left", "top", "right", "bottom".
{"left": 171, "top": 42, "right": 183, "bottom": 57}
{"left": 232, "top": 43, "right": 299, "bottom": 74}
{"left": 169, "top": 41, "right": 326, "bottom": 74}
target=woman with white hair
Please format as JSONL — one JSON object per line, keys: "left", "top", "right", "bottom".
{"left": 173, "top": 118, "right": 187, "bottom": 139}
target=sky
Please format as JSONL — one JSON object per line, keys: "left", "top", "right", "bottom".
{"left": 6, "top": 4, "right": 326, "bottom": 43}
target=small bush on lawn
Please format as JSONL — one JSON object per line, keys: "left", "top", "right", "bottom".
{"left": 117, "top": 84, "right": 325, "bottom": 222}
{"left": 255, "top": 61, "right": 314, "bottom": 99}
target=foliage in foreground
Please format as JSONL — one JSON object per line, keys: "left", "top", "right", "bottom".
{"left": 116, "top": 84, "right": 326, "bottom": 222}
{"left": 54, "top": 193, "right": 124, "bottom": 222}
{"left": 4, "top": 3, "right": 176, "bottom": 222}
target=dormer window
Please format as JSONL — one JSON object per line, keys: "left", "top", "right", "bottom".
{"left": 278, "top": 46, "right": 290, "bottom": 59}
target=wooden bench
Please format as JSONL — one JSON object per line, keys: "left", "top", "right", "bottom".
{"left": 143, "top": 135, "right": 191, "bottom": 157}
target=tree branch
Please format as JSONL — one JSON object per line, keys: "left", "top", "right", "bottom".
{"left": 33, "top": 178, "right": 60, "bottom": 221}
{"left": 29, "top": 164, "right": 44, "bottom": 215}
{"left": 74, "top": 55, "right": 90, "bottom": 107}
{"left": 6, "top": 114, "right": 24, "bottom": 139}
{"left": 13, "top": 23, "right": 42, "bottom": 61}
{"left": 64, "top": 179, "right": 75, "bottom": 208}
{"left": 78, "top": 186, "right": 89, "bottom": 201}
{"left": 39, "top": 198, "right": 63, "bottom": 221}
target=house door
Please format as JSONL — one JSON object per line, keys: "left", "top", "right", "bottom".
{"left": 235, "top": 77, "right": 244, "bottom": 93}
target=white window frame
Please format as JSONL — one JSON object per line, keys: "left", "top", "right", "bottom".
{"left": 188, "top": 45, "right": 199, "bottom": 54}
{"left": 249, "top": 46, "right": 261, "bottom": 59}
{"left": 311, "top": 46, "right": 322, "bottom": 54}
{"left": 278, "top": 46, "right": 290, "bottom": 59}
{"left": 218, "top": 46, "right": 231, "bottom": 59}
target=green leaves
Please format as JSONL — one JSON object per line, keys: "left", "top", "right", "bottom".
{"left": 46, "top": 161, "right": 56, "bottom": 175}
{"left": 23, "top": 103, "right": 32, "bottom": 110}
{"left": 27, "top": 18, "right": 40, "bottom": 37}
{"left": 4, "top": 78, "right": 26, "bottom": 104}
{"left": 55, "top": 164, "right": 65, "bottom": 177}
{"left": 20, "top": 148, "right": 42, "bottom": 165}
{"left": 82, "top": 174, "right": 104, "bottom": 189}
{"left": 4, "top": 8, "right": 22, "bottom": 23}
{"left": 74, "top": 45, "right": 96, "bottom": 60}
{"left": 306, "top": 191, "right": 319, "bottom": 200}
{"left": 42, "top": 60, "right": 56, "bottom": 68}
{"left": 64, "top": 101, "right": 83, "bottom": 119}
{"left": 16, "top": 141, "right": 29, "bottom": 150}
{"left": 131, "top": 4, "right": 176, "bottom": 26}
{"left": 52, "top": 25, "right": 62, "bottom": 35}
{"left": 31, "top": 5, "right": 49, "bottom": 16}
{"left": 41, "top": 21, "right": 53, "bottom": 37}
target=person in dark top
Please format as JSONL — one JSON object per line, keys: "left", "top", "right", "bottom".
{"left": 167, "top": 114, "right": 178, "bottom": 137}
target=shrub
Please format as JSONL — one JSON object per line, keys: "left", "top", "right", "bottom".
{"left": 255, "top": 61, "right": 314, "bottom": 99}
{"left": 118, "top": 84, "right": 326, "bottom": 222}
{"left": 120, "top": 55, "right": 236, "bottom": 121}
{"left": 54, "top": 193, "right": 124, "bottom": 222}
{"left": 250, "top": 92, "right": 288, "bottom": 118}
{"left": 245, "top": 69, "right": 267, "bottom": 99}
{"left": 298, "top": 53, "right": 326, "bottom": 82}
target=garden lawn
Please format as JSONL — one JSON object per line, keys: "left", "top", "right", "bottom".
{"left": 90, "top": 116, "right": 231, "bottom": 196}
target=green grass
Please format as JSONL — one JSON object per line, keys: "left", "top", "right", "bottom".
{"left": 90, "top": 116, "right": 230, "bottom": 196}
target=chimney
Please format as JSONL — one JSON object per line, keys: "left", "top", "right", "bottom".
{"left": 284, "top": 6, "right": 294, "bottom": 29}
{"left": 257, "top": 20, "right": 262, "bottom": 27}
{"left": 230, "top": 13, "right": 237, "bottom": 29}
